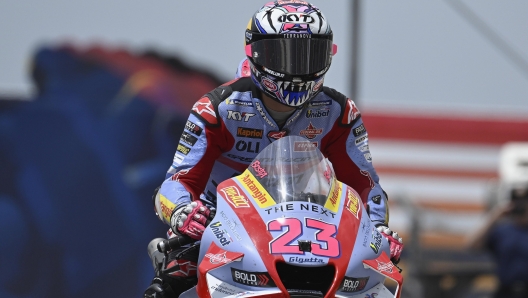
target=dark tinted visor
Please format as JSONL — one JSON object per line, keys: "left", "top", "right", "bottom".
{"left": 248, "top": 38, "right": 334, "bottom": 76}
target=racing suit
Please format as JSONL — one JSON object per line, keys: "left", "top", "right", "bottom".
{"left": 156, "top": 77, "right": 389, "bottom": 226}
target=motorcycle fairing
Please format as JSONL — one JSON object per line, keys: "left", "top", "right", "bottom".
{"left": 362, "top": 251, "right": 403, "bottom": 298}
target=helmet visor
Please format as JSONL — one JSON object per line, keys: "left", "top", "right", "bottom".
{"left": 247, "top": 38, "right": 334, "bottom": 76}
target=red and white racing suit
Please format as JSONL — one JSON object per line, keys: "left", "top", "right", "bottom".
{"left": 155, "top": 77, "right": 389, "bottom": 227}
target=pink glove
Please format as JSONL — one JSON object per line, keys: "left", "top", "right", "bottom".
{"left": 377, "top": 225, "right": 404, "bottom": 263}
{"left": 170, "top": 201, "right": 212, "bottom": 240}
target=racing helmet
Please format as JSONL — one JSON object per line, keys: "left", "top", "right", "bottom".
{"left": 245, "top": 1, "right": 337, "bottom": 107}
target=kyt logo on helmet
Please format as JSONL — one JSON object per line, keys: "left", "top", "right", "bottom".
{"left": 244, "top": 1, "right": 338, "bottom": 107}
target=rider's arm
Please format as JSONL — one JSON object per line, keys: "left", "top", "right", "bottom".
{"left": 321, "top": 87, "right": 389, "bottom": 226}
{"left": 154, "top": 96, "right": 233, "bottom": 225}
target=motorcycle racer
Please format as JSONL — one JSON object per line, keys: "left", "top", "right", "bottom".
{"left": 146, "top": 1, "right": 403, "bottom": 297}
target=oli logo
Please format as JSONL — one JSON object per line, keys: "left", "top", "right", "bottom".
{"left": 236, "top": 140, "right": 260, "bottom": 153}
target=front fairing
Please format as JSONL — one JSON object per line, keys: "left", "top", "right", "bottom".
{"left": 196, "top": 136, "right": 395, "bottom": 297}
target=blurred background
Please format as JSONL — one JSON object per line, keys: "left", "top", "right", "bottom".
{"left": 1, "top": 0, "right": 527, "bottom": 297}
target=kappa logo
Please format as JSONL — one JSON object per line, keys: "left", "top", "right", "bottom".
{"left": 227, "top": 110, "right": 256, "bottom": 122}
{"left": 299, "top": 123, "right": 323, "bottom": 140}
{"left": 192, "top": 97, "right": 217, "bottom": 125}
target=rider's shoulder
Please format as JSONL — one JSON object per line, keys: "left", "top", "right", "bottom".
{"left": 191, "top": 78, "right": 253, "bottom": 126}
{"left": 320, "top": 86, "right": 362, "bottom": 127}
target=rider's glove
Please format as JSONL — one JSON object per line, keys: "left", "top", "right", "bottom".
{"left": 170, "top": 201, "right": 212, "bottom": 240}
{"left": 376, "top": 225, "right": 404, "bottom": 264}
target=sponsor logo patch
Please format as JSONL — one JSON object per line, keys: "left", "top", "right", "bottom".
{"left": 226, "top": 98, "right": 253, "bottom": 107}
{"left": 355, "top": 134, "right": 368, "bottom": 145}
{"left": 177, "top": 144, "right": 191, "bottom": 155}
{"left": 237, "top": 127, "right": 263, "bottom": 139}
{"left": 294, "top": 141, "right": 318, "bottom": 152}
{"left": 309, "top": 100, "right": 332, "bottom": 107}
{"left": 170, "top": 169, "right": 189, "bottom": 181}
{"left": 353, "top": 124, "right": 366, "bottom": 137}
{"left": 358, "top": 144, "right": 370, "bottom": 152}
{"left": 192, "top": 97, "right": 217, "bottom": 125}
{"left": 235, "top": 140, "right": 260, "bottom": 153}
{"left": 185, "top": 120, "right": 203, "bottom": 136}
{"left": 299, "top": 123, "right": 323, "bottom": 140}
{"left": 268, "top": 130, "right": 288, "bottom": 140}
{"left": 180, "top": 131, "right": 198, "bottom": 146}
{"left": 364, "top": 153, "right": 372, "bottom": 163}
{"left": 227, "top": 110, "right": 255, "bottom": 122}
{"left": 159, "top": 194, "right": 176, "bottom": 223}
{"left": 306, "top": 108, "right": 330, "bottom": 119}
{"left": 371, "top": 195, "right": 382, "bottom": 205}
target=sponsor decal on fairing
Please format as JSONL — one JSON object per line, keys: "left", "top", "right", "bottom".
{"left": 220, "top": 185, "right": 250, "bottom": 208}
{"left": 339, "top": 276, "right": 369, "bottom": 293}
{"left": 370, "top": 229, "right": 383, "bottom": 254}
{"left": 230, "top": 268, "right": 276, "bottom": 287}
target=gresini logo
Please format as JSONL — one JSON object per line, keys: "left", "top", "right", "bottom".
{"left": 231, "top": 268, "right": 276, "bottom": 287}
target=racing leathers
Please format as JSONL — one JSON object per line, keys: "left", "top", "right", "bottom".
{"left": 154, "top": 77, "right": 390, "bottom": 228}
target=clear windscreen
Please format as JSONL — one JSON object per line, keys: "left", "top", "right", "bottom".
{"left": 247, "top": 136, "right": 335, "bottom": 207}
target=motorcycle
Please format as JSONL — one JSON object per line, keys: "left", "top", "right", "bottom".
{"left": 147, "top": 136, "right": 403, "bottom": 298}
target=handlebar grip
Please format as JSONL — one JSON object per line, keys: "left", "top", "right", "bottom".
{"left": 157, "top": 234, "right": 194, "bottom": 253}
